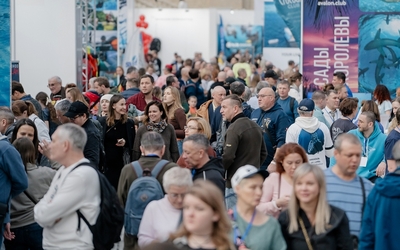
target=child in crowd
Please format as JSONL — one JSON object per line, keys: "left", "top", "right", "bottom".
{"left": 186, "top": 96, "right": 197, "bottom": 118}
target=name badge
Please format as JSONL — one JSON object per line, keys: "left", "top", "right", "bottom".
{"left": 360, "top": 157, "right": 368, "bottom": 167}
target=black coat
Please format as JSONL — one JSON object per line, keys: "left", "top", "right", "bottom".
{"left": 278, "top": 205, "right": 353, "bottom": 250}
{"left": 82, "top": 118, "right": 102, "bottom": 166}
{"left": 193, "top": 157, "right": 225, "bottom": 195}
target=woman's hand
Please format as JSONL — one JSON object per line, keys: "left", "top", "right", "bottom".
{"left": 116, "top": 138, "right": 126, "bottom": 147}
{"left": 276, "top": 195, "right": 290, "bottom": 208}
{"left": 3, "top": 223, "right": 15, "bottom": 241}
{"left": 38, "top": 140, "right": 51, "bottom": 158}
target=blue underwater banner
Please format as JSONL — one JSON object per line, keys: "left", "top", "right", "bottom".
{"left": 0, "top": 0, "right": 10, "bottom": 107}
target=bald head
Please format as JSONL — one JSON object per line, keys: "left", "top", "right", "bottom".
{"left": 226, "top": 70, "right": 234, "bottom": 78}
{"left": 212, "top": 86, "right": 227, "bottom": 106}
{"left": 217, "top": 72, "right": 226, "bottom": 82}
{"left": 181, "top": 68, "right": 189, "bottom": 77}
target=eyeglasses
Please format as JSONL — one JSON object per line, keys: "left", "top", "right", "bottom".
{"left": 184, "top": 126, "right": 199, "bottom": 131}
{"left": 47, "top": 83, "right": 57, "bottom": 88}
{"left": 170, "top": 193, "right": 186, "bottom": 199}
{"left": 256, "top": 94, "right": 274, "bottom": 98}
{"left": 69, "top": 114, "right": 82, "bottom": 121}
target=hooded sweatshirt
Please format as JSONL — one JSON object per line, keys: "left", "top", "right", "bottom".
{"left": 193, "top": 157, "right": 225, "bottom": 194}
{"left": 286, "top": 116, "right": 333, "bottom": 169}
{"left": 330, "top": 122, "right": 386, "bottom": 179}
{"left": 359, "top": 171, "right": 400, "bottom": 249}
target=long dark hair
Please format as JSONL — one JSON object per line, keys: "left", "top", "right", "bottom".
{"left": 11, "top": 119, "right": 39, "bottom": 158}
{"left": 144, "top": 101, "right": 167, "bottom": 124}
{"left": 13, "top": 137, "right": 36, "bottom": 172}
{"left": 106, "top": 94, "right": 127, "bottom": 127}
{"left": 36, "top": 91, "right": 59, "bottom": 124}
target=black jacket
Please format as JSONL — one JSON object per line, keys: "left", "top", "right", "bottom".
{"left": 98, "top": 117, "right": 136, "bottom": 162}
{"left": 193, "top": 157, "right": 225, "bottom": 194}
{"left": 278, "top": 205, "right": 353, "bottom": 250}
{"left": 82, "top": 118, "right": 101, "bottom": 166}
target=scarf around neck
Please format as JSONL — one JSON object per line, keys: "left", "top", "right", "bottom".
{"left": 146, "top": 120, "right": 168, "bottom": 133}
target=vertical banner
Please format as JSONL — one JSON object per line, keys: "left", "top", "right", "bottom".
{"left": 303, "top": 0, "right": 400, "bottom": 97}
{"left": 0, "top": 0, "right": 10, "bottom": 107}
{"left": 118, "top": 0, "right": 127, "bottom": 71}
{"left": 11, "top": 61, "right": 19, "bottom": 82}
{"left": 123, "top": 29, "right": 146, "bottom": 70}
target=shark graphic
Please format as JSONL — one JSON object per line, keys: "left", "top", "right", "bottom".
{"left": 364, "top": 29, "right": 400, "bottom": 58}
{"left": 358, "top": 67, "right": 369, "bottom": 78}
{"left": 370, "top": 54, "right": 385, "bottom": 85}
{"left": 386, "top": 15, "right": 390, "bottom": 25}
{"left": 385, "top": 46, "right": 400, "bottom": 69}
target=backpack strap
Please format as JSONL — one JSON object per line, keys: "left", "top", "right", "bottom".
{"left": 359, "top": 176, "right": 366, "bottom": 217}
{"left": 131, "top": 161, "right": 143, "bottom": 178}
{"left": 151, "top": 160, "right": 169, "bottom": 178}
{"left": 289, "top": 97, "right": 295, "bottom": 114}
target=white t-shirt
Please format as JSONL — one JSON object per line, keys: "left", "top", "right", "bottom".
{"left": 376, "top": 100, "right": 392, "bottom": 116}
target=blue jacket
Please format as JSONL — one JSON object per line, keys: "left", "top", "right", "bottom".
{"left": 251, "top": 103, "right": 290, "bottom": 169}
{"left": 184, "top": 79, "right": 205, "bottom": 109}
{"left": 359, "top": 170, "right": 400, "bottom": 249}
{"left": 330, "top": 122, "right": 386, "bottom": 179}
{"left": 0, "top": 136, "right": 28, "bottom": 226}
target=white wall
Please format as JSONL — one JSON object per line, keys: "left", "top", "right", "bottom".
{"left": 13, "top": 0, "right": 77, "bottom": 97}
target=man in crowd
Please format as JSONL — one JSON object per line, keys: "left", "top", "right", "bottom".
{"left": 207, "top": 71, "right": 229, "bottom": 100}
{"left": 197, "top": 86, "right": 226, "bottom": 124}
{"left": 236, "top": 68, "right": 247, "bottom": 85}
{"left": 126, "top": 74, "right": 160, "bottom": 123}
{"left": 54, "top": 99, "right": 72, "bottom": 124}
{"left": 277, "top": 80, "right": 299, "bottom": 125}
{"left": 184, "top": 69, "right": 205, "bottom": 108}
{"left": 48, "top": 76, "right": 66, "bottom": 101}
{"left": 312, "top": 90, "right": 330, "bottom": 128}
{"left": 0, "top": 107, "right": 15, "bottom": 140}
{"left": 330, "top": 111, "right": 386, "bottom": 183}
{"left": 182, "top": 134, "right": 225, "bottom": 194}
{"left": 325, "top": 133, "right": 373, "bottom": 238}
{"left": 251, "top": 87, "right": 289, "bottom": 170}
{"left": 283, "top": 60, "right": 296, "bottom": 79}
{"left": 121, "top": 78, "right": 140, "bottom": 100}
{"left": 359, "top": 141, "right": 400, "bottom": 249}
{"left": 263, "top": 70, "right": 279, "bottom": 91}
{"left": 94, "top": 77, "right": 118, "bottom": 96}
{"left": 126, "top": 66, "right": 139, "bottom": 80}
{"left": 63, "top": 101, "right": 101, "bottom": 167}
{"left": 323, "top": 90, "right": 341, "bottom": 127}
{"left": 332, "top": 71, "right": 353, "bottom": 97}
{"left": 34, "top": 124, "right": 100, "bottom": 249}
{"left": 286, "top": 99, "right": 333, "bottom": 169}
{"left": 229, "top": 81, "right": 253, "bottom": 118}
{"left": 12, "top": 81, "right": 44, "bottom": 120}
{"left": 221, "top": 95, "right": 267, "bottom": 209}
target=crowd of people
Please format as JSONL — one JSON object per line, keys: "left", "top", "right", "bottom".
{"left": 1, "top": 50, "right": 400, "bottom": 250}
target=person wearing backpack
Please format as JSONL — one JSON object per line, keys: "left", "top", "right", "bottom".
{"left": 117, "top": 131, "right": 178, "bottom": 250}
{"left": 285, "top": 99, "right": 334, "bottom": 169}
{"left": 34, "top": 124, "right": 102, "bottom": 250}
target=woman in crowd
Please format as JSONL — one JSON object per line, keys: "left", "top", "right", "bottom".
{"left": 100, "top": 94, "right": 113, "bottom": 117}
{"left": 35, "top": 91, "right": 60, "bottom": 136}
{"left": 138, "top": 167, "right": 193, "bottom": 248}
{"left": 11, "top": 119, "right": 52, "bottom": 168}
{"left": 230, "top": 165, "right": 286, "bottom": 250}
{"left": 64, "top": 83, "right": 77, "bottom": 94}
{"left": 385, "top": 109, "right": 400, "bottom": 172}
{"left": 116, "top": 66, "right": 127, "bottom": 91}
{"left": 133, "top": 101, "right": 179, "bottom": 162}
{"left": 288, "top": 72, "right": 302, "bottom": 103}
{"left": 99, "top": 94, "right": 135, "bottom": 190}
{"left": 170, "top": 180, "right": 235, "bottom": 250}
{"left": 12, "top": 100, "right": 51, "bottom": 142}
{"left": 177, "top": 117, "right": 216, "bottom": 168}
{"left": 330, "top": 97, "right": 358, "bottom": 142}
{"left": 65, "top": 87, "right": 90, "bottom": 107}
{"left": 163, "top": 86, "right": 186, "bottom": 154}
{"left": 374, "top": 84, "right": 392, "bottom": 116}
{"left": 278, "top": 163, "right": 353, "bottom": 250}
{"left": 258, "top": 143, "right": 308, "bottom": 218}
{"left": 387, "top": 97, "right": 400, "bottom": 133}
{"left": 4, "top": 137, "right": 56, "bottom": 250}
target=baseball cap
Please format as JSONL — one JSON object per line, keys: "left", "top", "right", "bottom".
{"left": 64, "top": 101, "right": 89, "bottom": 118}
{"left": 231, "top": 165, "right": 269, "bottom": 191}
{"left": 298, "top": 98, "right": 315, "bottom": 112}
{"left": 264, "top": 70, "right": 279, "bottom": 80}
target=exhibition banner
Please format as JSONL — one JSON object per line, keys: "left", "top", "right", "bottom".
{"left": 0, "top": 0, "right": 10, "bottom": 107}
{"left": 303, "top": 0, "right": 400, "bottom": 96}
{"left": 118, "top": 0, "right": 128, "bottom": 70}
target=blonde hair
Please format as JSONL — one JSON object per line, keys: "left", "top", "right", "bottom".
{"left": 169, "top": 180, "right": 235, "bottom": 250}
{"left": 67, "top": 87, "right": 89, "bottom": 107}
{"left": 288, "top": 163, "right": 331, "bottom": 235}
{"left": 163, "top": 86, "right": 183, "bottom": 120}
{"left": 187, "top": 117, "right": 212, "bottom": 139}
{"left": 387, "top": 97, "right": 400, "bottom": 133}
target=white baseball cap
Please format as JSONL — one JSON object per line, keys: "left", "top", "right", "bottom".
{"left": 231, "top": 165, "right": 269, "bottom": 191}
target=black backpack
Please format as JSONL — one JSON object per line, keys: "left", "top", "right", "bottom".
{"left": 71, "top": 163, "right": 124, "bottom": 250}
{"left": 150, "top": 38, "right": 161, "bottom": 52}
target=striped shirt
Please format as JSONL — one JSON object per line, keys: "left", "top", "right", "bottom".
{"left": 325, "top": 167, "right": 373, "bottom": 237}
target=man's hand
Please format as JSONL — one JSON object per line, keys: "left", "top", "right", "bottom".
{"left": 376, "top": 162, "right": 386, "bottom": 177}
{"left": 3, "top": 223, "right": 15, "bottom": 241}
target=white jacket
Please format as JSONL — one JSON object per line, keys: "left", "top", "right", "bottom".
{"left": 34, "top": 159, "right": 100, "bottom": 250}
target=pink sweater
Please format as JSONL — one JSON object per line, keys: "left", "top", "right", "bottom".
{"left": 138, "top": 195, "right": 182, "bottom": 248}
{"left": 257, "top": 172, "right": 292, "bottom": 218}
